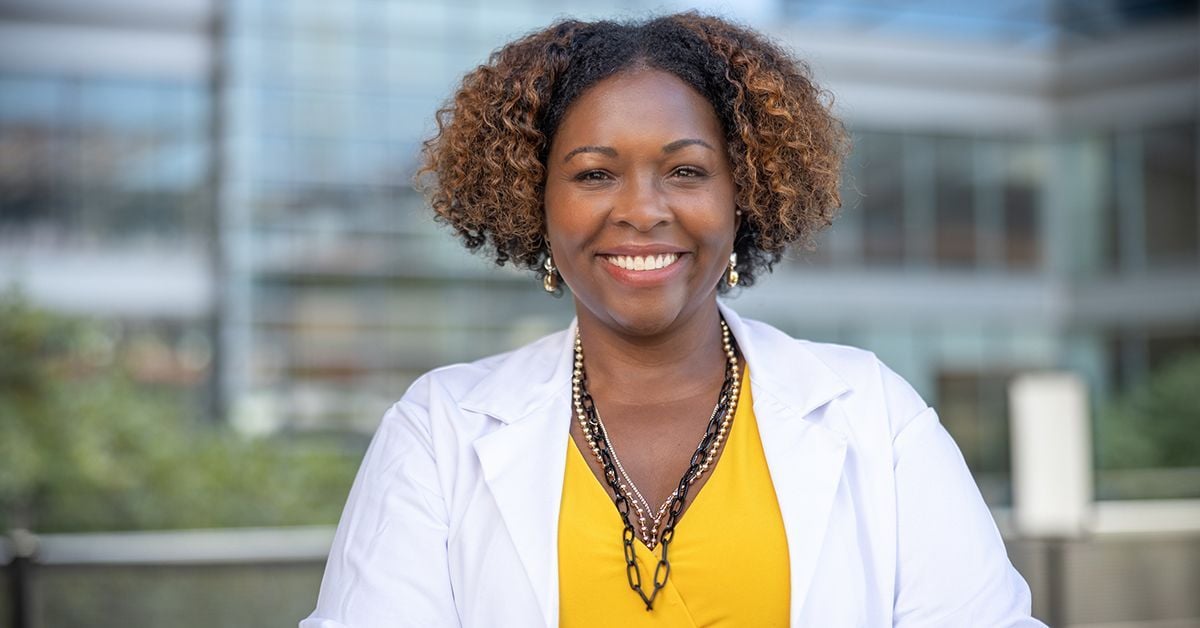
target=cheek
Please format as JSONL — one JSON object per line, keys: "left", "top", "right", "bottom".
{"left": 542, "top": 184, "right": 597, "bottom": 253}
{"left": 685, "top": 195, "right": 738, "bottom": 245}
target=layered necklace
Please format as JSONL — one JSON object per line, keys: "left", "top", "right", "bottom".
{"left": 571, "top": 319, "right": 741, "bottom": 610}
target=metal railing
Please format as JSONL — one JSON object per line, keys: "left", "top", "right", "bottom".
{"left": 4, "top": 500, "right": 1199, "bottom": 628}
{"left": 2, "top": 526, "right": 334, "bottom": 628}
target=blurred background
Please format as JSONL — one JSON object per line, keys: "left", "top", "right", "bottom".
{"left": 0, "top": 0, "right": 1197, "bottom": 626}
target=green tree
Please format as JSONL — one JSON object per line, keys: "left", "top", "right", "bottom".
{"left": 0, "top": 290, "right": 361, "bottom": 532}
{"left": 1096, "top": 352, "right": 1200, "bottom": 470}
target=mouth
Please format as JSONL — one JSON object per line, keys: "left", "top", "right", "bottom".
{"left": 601, "top": 253, "right": 681, "bottom": 272}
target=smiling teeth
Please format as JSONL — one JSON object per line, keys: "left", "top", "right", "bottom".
{"left": 605, "top": 253, "right": 679, "bottom": 271}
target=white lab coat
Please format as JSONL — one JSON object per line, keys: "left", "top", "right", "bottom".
{"left": 302, "top": 303, "right": 1044, "bottom": 627}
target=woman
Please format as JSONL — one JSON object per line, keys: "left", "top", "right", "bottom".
{"left": 302, "top": 13, "right": 1043, "bottom": 628}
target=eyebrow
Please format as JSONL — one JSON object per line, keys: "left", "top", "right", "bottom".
{"left": 563, "top": 145, "right": 617, "bottom": 162}
{"left": 663, "top": 138, "right": 714, "bottom": 154}
{"left": 561, "top": 138, "right": 716, "bottom": 163}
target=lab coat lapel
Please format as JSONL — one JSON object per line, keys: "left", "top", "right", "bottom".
{"left": 720, "top": 304, "right": 851, "bottom": 624}
{"left": 463, "top": 325, "right": 577, "bottom": 628}
{"left": 757, "top": 395, "right": 848, "bottom": 624}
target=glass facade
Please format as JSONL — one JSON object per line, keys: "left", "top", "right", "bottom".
{"left": 839, "top": 131, "right": 1051, "bottom": 272}
{"left": 783, "top": 0, "right": 1199, "bottom": 43}
{"left": 0, "top": 47, "right": 216, "bottom": 413}
{"left": 0, "top": 77, "right": 210, "bottom": 246}
{"left": 1, "top": 0, "right": 1196, "bottom": 508}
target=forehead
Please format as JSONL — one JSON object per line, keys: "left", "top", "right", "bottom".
{"left": 550, "top": 68, "right": 725, "bottom": 151}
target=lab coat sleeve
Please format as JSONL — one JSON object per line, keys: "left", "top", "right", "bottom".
{"left": 301, "top": 393, "right": 460, "bottom": 628}
{"left": 890, "top": 393, "right": 1046, "bottom": 626}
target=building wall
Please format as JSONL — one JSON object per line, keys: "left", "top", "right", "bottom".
{"left": 1, "top": 0, "right": 1197, "bottom": 502}
{"left": 0, "top": 0, "right": 218, "bottom": 402}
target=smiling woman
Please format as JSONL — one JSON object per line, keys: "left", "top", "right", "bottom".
{"left": 302, "top": 12, "right": 1045, "bottom": 628}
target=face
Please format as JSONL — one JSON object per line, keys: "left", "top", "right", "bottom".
{"left": 544, "top": 68, "right": 737, "bottom": 338}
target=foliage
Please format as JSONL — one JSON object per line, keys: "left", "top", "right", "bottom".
{"left": 1096, "top": 351, "right": 1200, "bottom": 470}
{"left": 0, "top": 290, "right": 362, "bottom": 532}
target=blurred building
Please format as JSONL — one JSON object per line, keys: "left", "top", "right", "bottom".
{"left": 0, "top": 0, "right": 217, "bottom": 403}
{"left": 2, "top": 0, "right": 1198, "bottom": 495}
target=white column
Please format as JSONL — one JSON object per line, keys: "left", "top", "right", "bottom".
{"left": 1008, "top": 372, "right": 1093, "bottom": 538}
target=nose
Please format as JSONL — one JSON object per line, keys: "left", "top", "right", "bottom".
{"left": 609, "top": 173, "right": 671, "bottom": 232}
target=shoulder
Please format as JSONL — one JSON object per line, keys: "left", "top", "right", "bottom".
{"left": 737, "top": 315, "right": 929, "bottom": 439}
{"left": 805, "top": 341, "right": 926, "bottom": 418}
{"left": 387, "top": 326, "right": 569, "bottom": 422}
{"left": 363, "top": 327, "right": 569, "bottom": 473}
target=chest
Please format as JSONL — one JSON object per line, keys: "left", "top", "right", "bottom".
{"left": 445, "top": 376, "right": 898, "bottom": 627}
{"left": 558, "top": 409, "right": 792, "bottom": 626}
{"left": 573, "top": 378, "right": 732, "bottom": 500}
{"left": 447, "top": 436, "right": 887, "bottom": 628}
{"left": 568, "top": 406, "right": 722, "bottom": 511}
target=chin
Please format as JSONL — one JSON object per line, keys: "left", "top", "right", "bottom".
{"left": 611, "top": 312, "right": 679, "bottom": 338}
{"left": 578, "top": 288, "right": 714, "bottom": 340}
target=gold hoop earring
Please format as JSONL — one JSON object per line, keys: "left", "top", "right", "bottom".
{"left": 726, "top": 252, "right": 739, "bottom": 287}
{"left": 543, "top": 255, "right": 558, "bottom": 293}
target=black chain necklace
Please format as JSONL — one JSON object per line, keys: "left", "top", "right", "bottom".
{"left": 572, "top": 321, "right": 740, "bottom": 611}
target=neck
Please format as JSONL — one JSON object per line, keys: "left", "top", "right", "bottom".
{"left": 574, "top": 300, "right": 728, "bottom": 405}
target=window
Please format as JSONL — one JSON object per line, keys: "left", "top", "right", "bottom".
{"left": 1143, "top": 122, "right": 1198, "bottom": 268}
{"left": 860, "top": 133, "right": 906, "bottom": 264}
{"left": 1002, "top": 141, "right": 1043, "bottom": 269}
{"left": 0, "top": 77, "right": 211, "bottom": 243}
{"left": 934, "top": 136, "right": 977, "bottom": 267}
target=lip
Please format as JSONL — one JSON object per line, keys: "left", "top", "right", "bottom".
{"left": 597, "top": 249, "right": 689, "bottom": 287}
{"left": 597, "top": 243, "right": 689, "bottom": 256}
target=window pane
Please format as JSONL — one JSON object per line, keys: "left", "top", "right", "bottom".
{"left": 861, "top": 133, "right": 905, "bottom": 264}
{"left": 0, "top": 76, "right": 209, "bottom": 244}
{"left": 0, "top": 127, "right": 58, "bottom": 228}
{"left": 79, "top": 83, "right": 162, "bottom": 133}
{"left": 0, "top": 77, "right": 66, "bottom": 125}
{"left": 0, "top": 78, "right": 68, "bottom": 230}
{"left": 1003, "top": 142, "right": 1043, "bottom": 268}
{"left": 1143, "top": 122, "right": 1198, "bottom": 267}
{"left": 1101, "top": 133, "right": 1121, "bottom": 272}
{"left": 935, "top": 136, "right": 976, "bottom": 267}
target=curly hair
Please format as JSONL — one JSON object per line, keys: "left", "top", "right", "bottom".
{"left": 417, "top": 12, "right": 848, "bottom": 289}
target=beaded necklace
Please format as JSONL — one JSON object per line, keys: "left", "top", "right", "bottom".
{"left": 571, "top": 319, "right": 740, "bottom": 610}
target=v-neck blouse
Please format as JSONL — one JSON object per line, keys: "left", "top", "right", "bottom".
{"left": 558, "top": 367, "right": 790, "bottom": 627}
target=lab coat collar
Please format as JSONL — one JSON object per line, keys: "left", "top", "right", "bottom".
{"left": 462, "top": 303, "right": 851, "bottom": 627}
{"left": 458, "top": 317, "right": 576, "bottom": 424}
{"left": 717, "top": 300, "right": 851, "bottom": 418}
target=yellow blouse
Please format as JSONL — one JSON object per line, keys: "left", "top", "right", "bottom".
{"left": 558, "top": 367, "right": 790, "bottom": 626}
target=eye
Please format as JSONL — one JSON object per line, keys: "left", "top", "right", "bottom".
{"left": 671, "top": 166, "right": 708, "bottom": 178}
{"left": 574, "top": 170, "right": 612, "bottom": 182}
